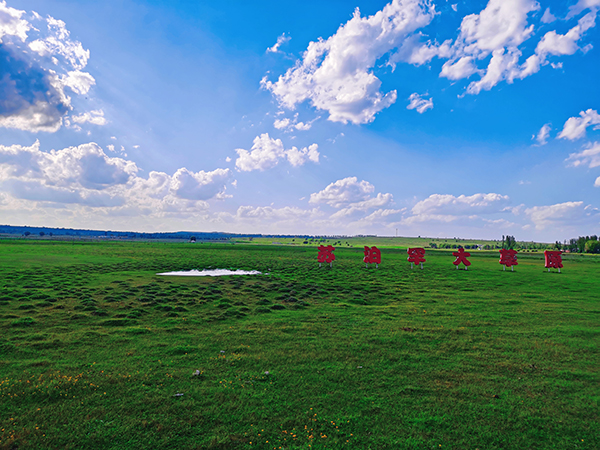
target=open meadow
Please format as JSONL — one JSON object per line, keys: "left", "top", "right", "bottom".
{"left": 1, "top": 239, "right": 599, "bottom": 449}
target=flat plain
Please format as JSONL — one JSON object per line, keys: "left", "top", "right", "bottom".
{"left": 0, "top": 239, "right": 598, "bottom": 449}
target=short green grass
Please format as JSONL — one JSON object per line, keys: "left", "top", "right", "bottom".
{"left": 0, "top": 240, "right": 598, "bottom": 449}
{"left": 234, "top": 235, "right": 499, "bottom": 248}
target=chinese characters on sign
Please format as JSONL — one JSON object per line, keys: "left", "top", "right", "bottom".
{"left": 499, "top": 249, "right": 518, "bottom": 271}
{"left": 317, "top": 245, "right": 336, "bottom": 268}
{"left": 363, "top": 246, "right": 381, "bottom": 268}
{"left": 544, "top": 250, "right": 563, "bottom": 273}
{"left": 314, "top": 244, "right": 564, "bottom": 273}
{"left": 407, "top": 247, "right": 426, "bottom": 269}
{"left": 452, "top": 247, "right": 471, "bottom": 270}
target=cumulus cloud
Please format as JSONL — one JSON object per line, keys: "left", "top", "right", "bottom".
{"left": 407, "top": 0, "right": 597, "bottom": 95}
{"left": 273, "top": 118, "right": 291, "bottom": 130}
{"left": 412, "top": 0, "right": 540, "bottom": 94}
{"left": 524, "top": 201, "right": 597, "bottom": 230}
{"left": 0, "top": 141, "right": 137, "bottom": 189}
{"left": 262, "top": 0, "right": 436, "bottom": 124}
{"left": 536, "top": 11, "right": 596, "bottom": 62}
{"left": 0, "top": 1, "right": 30, "bottom": 42}
{"left": 566, "top": 141, "right": 600, "bottom": 168}
{"left": 535, "top": 123, "right": 551, "bottom": 145}
{"left": 0, "top": 2, "right": 96, "bottom": 132}
{"left": 273, "top": 113, "right": 318, "bottom": 131}
{"left": 406, "top": 92, "right": 433, "bottom": 113}
{"left": 234, "top": 133, "right": 319, "bottom": 171}
{"left": 567, "top": 0, "right": 600, "bottom": 19}
{"left": 61, "top": 70, "right": 96, "bottom": 95}
{"left": 286, "top": 144, "right": 319, "bottom": 166}
{"left": 70, "top": 110, "right": 107, "bottom": 126}
{"left": 401, "top": 192, "right": 511, "bottom": 225}
{"left": 541, "top": 8, "right": 557, "bottom": 23}
{"left": 0, "top": 140, "right": 232, "bottom": 212}
{"left": 266, "top": 33, "right": 291, "bottom": 53}
{"left": 170, "top": 167, "right": 232, "bottom": 200}
{"left": 233, "top": 205, "right": 320, "bottom": 221}
{"left": 306, "top": 177, "right": 399, "bottom": 227}
{"left": 558, "top": 109, "right": 600, "bottom": 140}
{"left": 330, "top": 193, "right": 395, "bottom": 219}
{"left": 309, "top": 177, "right": 375, "bottom": 207}
{"left": 411, "top": 193, "right": 511, "bottom": 216}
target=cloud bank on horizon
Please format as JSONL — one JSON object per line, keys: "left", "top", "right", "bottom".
{"left": 0, "top": 0, "right": 599, "bottom": 241}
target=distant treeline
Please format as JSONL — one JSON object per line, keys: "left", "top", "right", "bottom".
{"left": 430, "top": 235, "right": 558, "bottom": 251}
{"left": 0, "top": 225, "right": 314, "bottom": 241}
{"left": 559, "top": 235, "right": 600, "bottom": 254}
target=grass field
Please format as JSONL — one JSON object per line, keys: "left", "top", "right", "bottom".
{"left": 232, "top": 236, "right": 501, "bottom": 248}
{"left": 1, "top": 240, "right": 598, "bottom": 449}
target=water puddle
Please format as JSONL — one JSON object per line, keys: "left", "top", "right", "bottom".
{"left": 156, "top": 269, "right": 262, "bottom": 277}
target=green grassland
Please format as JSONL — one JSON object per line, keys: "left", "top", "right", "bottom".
{"left": 1, "top": 240, "right": 598, "bottom": 449}
{"left": 233, "top": 236, "right": 497, "bottom": 248}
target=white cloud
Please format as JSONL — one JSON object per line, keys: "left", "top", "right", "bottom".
{"left": 286, "top": 143, "right": 319, "bottom": 166}
{"left": 524, "top": 201, "right": 597, "bottom": 230}
{"left": 0, "top": 1, "right": 30, "bottom": 42}
{"left": 234, "top": 133, "right": 319, "bottom": 171}
{"left": 408, "top": 0, "right": 597, "bottom": 95}
{"left": 170, "top": 167, "right": 232, "bottom": 201}
{"left": 309, "top": 177, "right": 376, "bottom": 207}
{"left": 71, "top": 110, "right": 107, "bottom": 126}
{"left": 0, "top": 140, "right": 232, "bottom": 212}
{"left": 567, "top": 0, "right": 600, "bottom": 19}
{"left": 566, "top": 141, "right": 600, "bottom": 168}
{"left": 266, "top": 33, "right": 291, "bottom": 53}
{"left": 536, "top": 11, "right": 597, "bottom": 61}
{"left": 558, "top": 109, "right": 600, "bottom": 140}
{"left": 262, "top": 0, "right": 436, "bottom": 124}
{"left": 535, "top": 123, "right": 551, "bottom": 145}
{"left": 595, "top": 176, "right": 600, "bottom": 187}
{"left": 294, "top": 121, "right": 312, "bottom": 131}
{"left": 233, "top": 205, "right": 320, "bottom": 221}
{"left": 439, "top": 56, "right": 479, "bottom": 80}
{"left": 330, "top": 193, "right": 394, "bottom": 219}
{"left": 28, "top": 17, "right": 90, "bottom": 70}
{"left": 61, "top": 70, "right": 96, "bottom": 95}
{"left": 407, "top": 0, "right": 541, "bottom": 94}
{"left": 0, "top": 141, "right": 137, "bottom": 189}
{"left": 235, "top": 134, "right": 284, "bottom": 171}
{"left": 456, "top": 0, "right": 538, "bottom": 52}
{"left": 406, "top": 92, "right": 433, "bottom": 113}
{"left": 0, "top": 4, "right": 95, "bottom": 132}
{"left": 273, "top": 118, "right": 291, "bottom": 130}
{"left": 411, "top": 192, "right": 511, "bottom": 216}
{"left": 273, "top": 113, "right": 318, "bottom": 131}
{"left": 541, "top": 8, "right": 557, "bottom": 24}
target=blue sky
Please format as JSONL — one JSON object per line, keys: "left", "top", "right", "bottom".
{"left": 1, "top": 0, "right": 599, "bottom": 241}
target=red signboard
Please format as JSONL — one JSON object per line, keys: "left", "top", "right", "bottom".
{"left": 407, "top": 247, "right": 426, "bottom": 269}
{"left": 544, "top": 250, "right": 563, "bottom": 272}
{"left": 317, "top": 245, "right": 336, "bottom": 266}
{"left": 499, "top": 249, "right": 518, "bottom": 270}
{"left": 452, "top": 247, "right": 471, "bottom": 269}
{"left": 363, "top": 246, "right": 381, "bottom": 266}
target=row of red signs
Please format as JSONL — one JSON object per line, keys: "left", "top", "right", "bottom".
{"left": 317, "top": 245, "right": 564, "bottom": 270}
